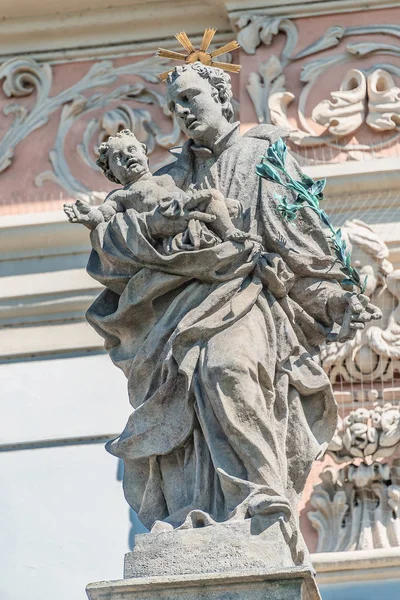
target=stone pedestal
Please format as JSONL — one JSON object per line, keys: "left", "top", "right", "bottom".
{"left": 86, "top": 518, "right": 321, "bottom": 600}
{"left": 87, "top": 568, "right": 320, "bottom": 600}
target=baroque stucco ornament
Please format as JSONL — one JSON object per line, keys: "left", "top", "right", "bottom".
{"left": 312, "top": 68, "right": 400, "bottom": 136}
{"left": 234, "top": 15, "right": 400, "bottom": 159}
{"left": 0, "top": 55, "right": 182, "bottom": 199}
{"left": 328, "top": 403, "right": 400, "bottom": 463}
{"left": 309, "top": 460, "right": 400, "bottom": 552}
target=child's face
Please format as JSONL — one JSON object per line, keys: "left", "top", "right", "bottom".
{"left": 108, "top": 136, "right": 149, "bottom": 185}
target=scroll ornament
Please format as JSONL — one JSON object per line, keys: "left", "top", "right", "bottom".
{"left": 236, "top": 16, "right": 400, "bottom": 155}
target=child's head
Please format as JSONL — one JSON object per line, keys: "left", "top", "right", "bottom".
{"left": 97, "top": 129, "right": 150, "bottom": 185}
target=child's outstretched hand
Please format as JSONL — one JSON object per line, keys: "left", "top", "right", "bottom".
{"left": 63, "top": 198, "right": 104, "bottom": 230}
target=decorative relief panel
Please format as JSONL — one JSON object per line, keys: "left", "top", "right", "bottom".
{"left": 0, "top": 55, "right": 182, "bottom": 206}
{"left": 311, "top": 68, "right": 400, "bottom": 136}
{"left": 233, "top": 14, "right": 400, "bottom": 162}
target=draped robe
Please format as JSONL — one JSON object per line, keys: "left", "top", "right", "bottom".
{"left": 86, "top": 123, "right": 340, "bottom": 530}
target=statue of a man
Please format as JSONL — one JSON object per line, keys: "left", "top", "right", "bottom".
{"left": 84, "top": 63, "right": 380, "bottom": 548}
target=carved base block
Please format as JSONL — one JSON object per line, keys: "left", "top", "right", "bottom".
{"left": 86, "top": 518, "right": 321, "bottom": 600}
{"left": 86, "top": 568, "right": 321, "bottom": 600}
{"left": 124, "top": 517, "right": 296, "bottom": 578}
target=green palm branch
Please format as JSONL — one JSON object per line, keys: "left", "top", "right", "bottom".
{"left": 256, "top": 138, "right": 367, "bottom": 293}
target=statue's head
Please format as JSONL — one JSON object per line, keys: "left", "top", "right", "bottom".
{"left": 97, "top": 129, "right": 149, "bottom": 186}
{"left": 166, "top": 62, "right": 234, "bottom": 143}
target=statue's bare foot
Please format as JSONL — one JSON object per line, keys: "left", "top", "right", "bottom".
{"left": 225, "top": 228, "right": 252, "bottom": 242}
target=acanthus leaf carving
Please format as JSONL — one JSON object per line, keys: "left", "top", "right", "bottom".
{"left": 246, "top": 55, "right": 286, "bottom": 124}
{"left": 309, "top": 460, "right": 400, "bottom": 552}
{"left": 233, "top": 14, "right": 298, "bottom": 66}
{"left": 347, "top": 41, "right": 400, "bottom": 58}
{"left": 293, "top": 26, "right": 346, "bottom": 60}
{"left": 39, "top": 81, "right": 182, "bottom": 198}
{"left": 0, "top": 57, "right": 53, "bottom": 173}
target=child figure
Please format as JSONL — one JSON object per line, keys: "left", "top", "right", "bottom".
{"left": 63, "top": 129, "right": 250, "bottom": 243}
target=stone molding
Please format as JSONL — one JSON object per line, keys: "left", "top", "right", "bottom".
{"left": 0, "top": 1, "right": 398, "bottom": 60}
{"left": 2, "top": 148, "right": 400, "bottom": 358}
{"left": 0, "top": 2, "right": 230, "bottom": 60}
{"left": 0, "top": 321, "right": 103, "bottom": 360}
{"left": 312, "top": 547, "right": 400, "bottom": 584}
{"left": 0, "top": 268, "right": 100, "bottom": 327}
{"left": 228, "top": 0, "right": 398, "bottom": 20}
{"left": 86, "top": 567, "right": 320, "bottom": 600}
{"left": 0, "top": 211, "right": 90, "bottom": 265}
{"left": 0, "top": 212, "right": 103, "bottom": 358}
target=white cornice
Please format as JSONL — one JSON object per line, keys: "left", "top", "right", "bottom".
{"left": 0, "top": 268, "right": 101, "bottom": 326}
{"left": 0, "top": 2, "right": 230, "bottom": 61}
{"left": 0, "top": 321, "right": 103, "bottom": 360}
{"left": 1, "top": 0, "right": 397, "bottom": 61}
{"left": 0, "top": 211, "right": 90, "bottom": 263}
{"left": 2, "top": 155, "right": 400, "bottom": 358}
{"left": 229, "top": 0, "right": 399, "bottom": 20}
{"left": 304, "top": 157, "right": 400, "bottom": 201}
{"left": 0, "top": 212, "right": 103, "bottom": 357}
{"left": 304, "top": 159, "right": 400, "bottom": 269}
{"left": 312, "top": 548, "right": 400, "bottom": 584}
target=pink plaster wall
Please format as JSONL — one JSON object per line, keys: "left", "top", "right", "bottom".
{"left": 2, "top": 8, "right": 400, "bottom": 215}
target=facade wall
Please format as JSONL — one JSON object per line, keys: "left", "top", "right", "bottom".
{"left": 1, "top": 1, "right": 400, "bottom": 599}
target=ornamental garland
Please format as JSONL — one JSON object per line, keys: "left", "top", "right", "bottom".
{"left": 256, "top": 138, "right": 367, "bottom": 293}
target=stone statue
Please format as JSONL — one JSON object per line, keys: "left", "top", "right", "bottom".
{"left": 66, "top": 61, "right": 381, "bottom": 596}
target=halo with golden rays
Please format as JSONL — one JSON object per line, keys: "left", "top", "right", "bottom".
{"left": 156, "top": 28, "right": 241, "bottom": 82}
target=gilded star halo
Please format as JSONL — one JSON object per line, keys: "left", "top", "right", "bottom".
{"left": 156, "top": 28, "right": 241, "bottom": 82}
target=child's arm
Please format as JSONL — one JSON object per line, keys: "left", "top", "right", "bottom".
{"left": 64, "top": 192, "right": 126, "bottom": 230}
{"left": 63, "top": 198, "right": 105, "bottom": 230}
{"left": 97, "top": 190, "right": 125, "bottom": 221}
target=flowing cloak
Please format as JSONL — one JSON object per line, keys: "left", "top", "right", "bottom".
{"left": 86, "top": 123, "right": 340, "bottom": 529}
